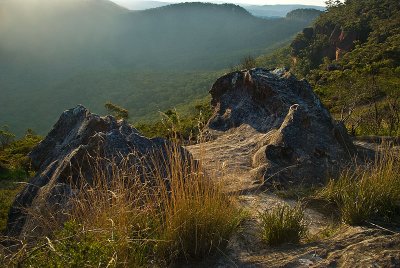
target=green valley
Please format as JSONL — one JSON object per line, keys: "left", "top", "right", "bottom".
{"left": 0, "top": 1, "right": 320, "bottom": 135}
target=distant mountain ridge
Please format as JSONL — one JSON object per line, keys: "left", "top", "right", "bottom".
{"left": 140, "top": 2, "right": 251, "bottom": 16}
{"left": 112, "top": 1, "right": 325, "bottom": 17}
{"left": 112, "top": 0, "right": 170, "bottom": 10}
{"left": 0, "top": 1, "right": 311, "bottom": 71}
{"left": 243, "top": 4, "right": 325, "bottom": 18}
{"left": 0, "top": 0, "right": 322, "bottom": 135}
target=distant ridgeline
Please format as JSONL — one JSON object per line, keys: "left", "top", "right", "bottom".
{"left": 259, "top": 0, "right": 400, "bottom": 136}
{"left": 0, "top": 0, "right": 321, "bottom": 136}
{"left": 285, "top": 8, "right": 324, "bottom": 22}
{"left": 244, "top": 4, "right": 324, "bottom": 18}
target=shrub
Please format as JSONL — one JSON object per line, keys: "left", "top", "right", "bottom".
{"left": 135, "top": 101, "right": 212, "bottom": 144}
{"left": 259, "top": 203, "right": 306, "bottom": 246}
{"left": 317, "top": 145, "right": 400, "bottom": 225}
{"left": 0, "top": 126, "right": 15, "bottom": 149}
{"left": 240, "top": 55, "right": 257, "bottom": 70}
{"left": 24, "top": 221, "right": 116, "bottom": 268}
{"left": 0, "top": 130, "right": 41, "bottom": 231}
{"left": 0, "top": 129, "right": 41, "bottom": 171}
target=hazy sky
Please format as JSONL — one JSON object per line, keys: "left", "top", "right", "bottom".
{"left": 111, "top": 0, "right": 327, "bottom": 7}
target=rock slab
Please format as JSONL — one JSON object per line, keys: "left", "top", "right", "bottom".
{"left": 205, "top": 68, "right": 354, "bottom": 187}
{"left": 6, "top": 105, "right": 189, "bottom": 237}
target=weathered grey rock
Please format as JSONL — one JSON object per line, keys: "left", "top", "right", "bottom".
{"left": 6, "top": 105, "right": 190, "bottom": 237}
{"left": 205, "top": 68, "right": 355, "bottom": 187}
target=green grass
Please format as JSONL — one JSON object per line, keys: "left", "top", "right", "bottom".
{"left": 274, "top": 185, "right": 318, "bottom": 200}
{"left": 317, "top": 146, "right": 400, "bottom": 225}
{"left": 23, "top": 221, "right": 117, "bottom": 268}
{"left": 305, "top": 223, "right": 340, "bottom": 243}
{"left": 259, "top": 203, "right": 306, "bottom": 246}
{"left": 0, "top": 169, "right": 27, "bottom": 232}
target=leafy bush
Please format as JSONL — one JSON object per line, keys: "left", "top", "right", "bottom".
{"left": 0, "top": 126, "right": 15, "bottom": 149}
{"left": 0, "top": 129, "right": 41, "bottom": 231}
{"left": 317, "top": 146, "right": 400, "bottom": 225}
{"left": 259, "top": 203, "right": 306, "bottom": 246}
{"left": 0, "top": 129, "right": 42, "bottom": 171}
{"left": 25, "top": 221, "right": 116, "bottom": 268}
{"left": 310, "top": 69, "right": 400, "bottom": 136}
{"left": 239, "top": 55, "right": 257, "bottom": 70}
{"left": 135, "top": 99, "right": 212, "bottom": 143}
{"left": 0, "top": 182, "right": 25, "bottom": 232}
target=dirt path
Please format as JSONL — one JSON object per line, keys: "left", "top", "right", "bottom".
{"left": 187, "top": 124, "right": 330, "bottom": 231}
{"left": 188, "top": 125, "right": 268, "bottom": 192}
{"left": 186, "top": 125, "right": 400, "bottom": 267}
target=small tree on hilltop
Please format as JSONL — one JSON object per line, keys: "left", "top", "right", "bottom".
{"left": 325, "top": 0, "right": 342, "bottom": 9}
{"left": 104, "top": 102, "right": 129, "bottom": 120}
{"left": 240, "top": 55, "right": 257, "bottom": 70}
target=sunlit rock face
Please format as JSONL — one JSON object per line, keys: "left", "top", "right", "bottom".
{"left": 206, "top": 68, "right": 355, "bottom": 187}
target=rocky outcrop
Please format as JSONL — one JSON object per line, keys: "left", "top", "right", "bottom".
{"left": 291, "top": 24, "right": 359, "bottom": 64}
{"left": 204, "top": 68, "right": 354, "bottom": 187}
{"left": 186, "top": 68, "right": 399, "bottom": 266}
{"left": 6, "top": 105, "right": 190, "bottom": 238}
{"left": 329, "top": 25, "right": 359, "bottom": 60}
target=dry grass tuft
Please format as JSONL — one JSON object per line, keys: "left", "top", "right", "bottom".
{"left": 259, "top": 203, "right": 306, "bottom": 246}
{"left": 317, "top": 145, "right": 400, "bottom": 225}
{"left": 2, "top": 145, "right": 243, "bottom": 266}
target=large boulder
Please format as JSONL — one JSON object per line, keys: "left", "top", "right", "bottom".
{"left": 205, "top": 68, "right": 355, "bottom": 187}
{"left": 6, "top": 105, "right": 190, "bottom": 238}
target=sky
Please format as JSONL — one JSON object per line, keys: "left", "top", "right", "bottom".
{"left": 111, "top": 0, "right": 327, "bottom": 7}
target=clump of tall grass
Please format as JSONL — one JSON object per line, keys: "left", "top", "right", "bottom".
{"left": 259, "top": 203, "right": 306, "bottom": 246}
{"left": 3, "top": 145, "right": 242, "bottom": 266}
{"left": 317, "top": 145, "right": 400, "bottom": 225}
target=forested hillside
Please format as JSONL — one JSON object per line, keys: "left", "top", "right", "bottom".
{"left": 0, "top": 1, "right": 319, "bottom": 136}
{"left": 258, "top": 0, "right": 400, "bottom": 136}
